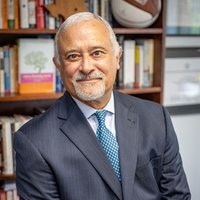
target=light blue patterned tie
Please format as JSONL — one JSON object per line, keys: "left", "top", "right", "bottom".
{"left": 95, "top": 110, "right": 121, "bottom": 181}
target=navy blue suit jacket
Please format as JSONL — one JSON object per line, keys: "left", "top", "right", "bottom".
{"left": 14, "top": 91, "right": 191, "bottom": 200}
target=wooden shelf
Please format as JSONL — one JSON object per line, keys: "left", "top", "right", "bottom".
{"left": 116, "top": 87, "right": 161, "bottom": 95}
{"left": 113, "top": 28, "right": 163, "bottom": 35}
{"left": 0, "top": 29, "right": 57, "bottom": 35}
{"left": 0, "top": 174, "right": 16, "bottom": 181}
{"left": 0, "top": 88, "right": 161, "bottom": 102}
{"left": 0, "top": 93, "right": 63, "bottom": 102}
{"left": 0, "top": 28, "right": 163, "bottom": 35}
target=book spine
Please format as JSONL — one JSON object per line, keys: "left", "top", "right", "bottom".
{"left": 19, "top": 0, "right": 29, "bottom": 28}
{"left": 3, "top": 46, "right": 10, "bottom": 94}
{"left": 142, "top": 39, "right": 154, "bottom": 87}
{"left": 55, "top": 69, "right": 63, "bottom": 93}
{"left": 14, "top": 0, "right": 19, "bottom": 29}
{"left": 0, "top": 47, "right": 5, "bottom": 94}
{"left": 36, "top": 0, "right": 45, "bottom": 29}
{"left": 0, "top": 0, "right": 3, "bottom": 28}
{"left": 48, "top": 0, "right": 55, "bottom": 30}
{"left": 28, "top": 0, "right": 36, "bottom": 28}
{"left": 2, "top": 0, "right": 8, "bottom": 29}
{"left": 116, "top": 35, "right": 124, "bottom": 87}
{"left": 2, "top": 122, "right": 14, "bottom": 175}
{"left": 93, "top": 0, "right": 99, "bottom": 15}
{"left": 134, "top": 45, "right": 140, "bottom": 88}
{"left": 9, "top": 47, "right": 15, "bottom": 93}
{"left": 123, "top": 40, "right": 135, "bottom": 87}
{"left": 13, "top": 45, "right": 18, "bottom": 93}
{"left": 7, "top": 0, "right": 15, "bottom": 29}
{"left": 44, "top": 0, "right": 49, "bottom": 29}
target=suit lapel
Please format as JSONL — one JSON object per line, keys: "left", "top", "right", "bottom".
{"left": 114, "top": 92, "right": 139, "bottom": 200}
{"left": 58, "top": 92, "right": 122, "bottom": 200}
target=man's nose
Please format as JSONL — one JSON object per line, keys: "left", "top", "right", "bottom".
{"left": 79, "top": 56, "right": 95, "bottom": 74}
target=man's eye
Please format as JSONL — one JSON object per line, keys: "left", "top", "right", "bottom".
{"left": 92, "top": 51, "right": 103, "bottom": 57}
{"left": 67, "top": 54, "right": 80, "bottom": 61}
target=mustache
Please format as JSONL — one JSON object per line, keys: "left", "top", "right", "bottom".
{"left": 75, "top": 72, "right": 104, "bottom": 81}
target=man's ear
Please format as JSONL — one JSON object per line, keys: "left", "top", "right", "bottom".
{"left": 53, "top": 57, "right": 61, "bottom": 71}
{"left": 116, "top": 47, "right": 122, "bottom": 70}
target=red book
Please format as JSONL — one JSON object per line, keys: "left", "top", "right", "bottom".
{"left": 36, "top": 0, "right": 45, "bottom": 29}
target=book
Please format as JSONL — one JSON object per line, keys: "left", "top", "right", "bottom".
{"left": 0, "top": 189, "right": 6, "bottom": 200}
{"left": 0, "top": 47, "right": 5, "bottom": 94}
{"left": 0, "top": 117, "right": 14, "bottom": 175}
{"left": 19, "top": 0, "right": 29, "bottom": 28}
{"left": 116, "top": 35, "right": 124, "bottom": 87}
{"left": 9, "top": 46, "right": 15, "bottom": 93}
{"left": 123, "top": 40, "right": 135, "bottom": 87}
{"left": 3, "top": 46, "right": 10, "bottom": 94}
{"left": 48, "top": 0, "right": 55, "bottom": 29}
{"left": 55, "top": 68, "right": 63, "bottom": 93}
{"left": 36, "top": 0, "right": 45, "bottom": 29}
{"left": 143, "top": 39, "right": 154, "bottom": 87}
{"left": 134, "top": 42, "right": 144, "bottom": 88}
{"left": 13, "top": 45, "right": 18, "bottom": 93}
{"left": 0, "top": 0, "right": 3, "bottom": 28}
{"left": 7, "top": 0, "right": 15, "bottom": 28}
{"left": 28, "top": 0, "right": 36, "bottom": 28}
{"left": 18, "top": 38, "right": 55, "bottom": 94}
{"left": 14, "top": 0, "right": 19, "bottom": 29}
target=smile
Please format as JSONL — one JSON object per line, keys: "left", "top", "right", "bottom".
{"left": 76, "top": 78, "right": 102, "bottom": 83}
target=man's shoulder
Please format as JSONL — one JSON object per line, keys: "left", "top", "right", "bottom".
{"left": 17, "top": 93, "right": 68, "bottom": 137}
{"left": 114, "top": 90, "right": 162, "bottom": 109}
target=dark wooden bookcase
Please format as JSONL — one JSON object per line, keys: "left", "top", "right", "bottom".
{"left": 0, "top": 0, "right": 166, "bottom": 181}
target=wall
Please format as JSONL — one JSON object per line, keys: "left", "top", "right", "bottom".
{"left": 171, "top": 113, "right": 200, "bottom": 200}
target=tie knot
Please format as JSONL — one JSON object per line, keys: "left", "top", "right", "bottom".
{"left": 95, "top": 110, "right": 107, "bottom": 125}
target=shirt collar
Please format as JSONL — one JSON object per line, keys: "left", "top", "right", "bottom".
{"left": 72, "top": 92, "right": 115, "bottom": 119}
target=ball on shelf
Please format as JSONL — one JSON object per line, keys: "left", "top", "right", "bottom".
{"left": 111, "top": 0, "right": 162, "bottom": 28}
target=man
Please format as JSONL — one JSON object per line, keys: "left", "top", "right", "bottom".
{"left": 14, "top": 12, "right": 191, "bottom": 200}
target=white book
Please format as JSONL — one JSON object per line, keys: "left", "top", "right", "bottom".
{"left": 18, "top": 38, "right": 55, "bottom": 94}
{"left": 20, "top": 0, "right": 29, "bottom": 28}
{"left": 7, "top": 0, "right": 14, "bottom": 20}
{"left": 6, "top": 190, "right": 13, "bottom": 200}
{"left": 100, "top": 0, "right": 105, "bottom": 19}
{"left": 49, "top": 16, "right": 55, "bottom": 29}
{"left": 28, "top": 0, "right": 36, "bottom": 28}
{"left": 138, "top": 44, "right": 144, "bottom": 88}
{"left": 142, "top": 39, "right": 154, "bottom": 87}
{"left": 123, "top": 40, "right": 135, "bottom": 87}
{"left": 0, "top": 117, "right": 14, "bottom": 175}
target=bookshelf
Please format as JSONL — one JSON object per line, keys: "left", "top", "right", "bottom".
{"left": 0, "top": 0, "right": 166, "bottom": 184}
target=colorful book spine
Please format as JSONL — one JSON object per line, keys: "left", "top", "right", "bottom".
{"left": 14, "top": 0, "right": 19, "bottom": 29}
{"left": 55, "top": 68, "right": 63, "bottom": 93}
{"left": 0, "top": 47, "right": 5, "bottom": 94}
{"left": 36, "top": 0, "right": 45, "bottom": 29}
{"left": 0, "top": 0, "right": 3, "bottom": 28}
{"left": 3, "top": 46, "right": 10, "bottom": 94}
{"left": 2, "top": 0, "right": 8, "bottom": 29}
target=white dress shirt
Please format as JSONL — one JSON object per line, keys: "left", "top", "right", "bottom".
{"left": 72, "top": 93, "right": 116, "bottom": 137}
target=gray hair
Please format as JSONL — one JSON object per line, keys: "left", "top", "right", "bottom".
{"left": 54, "top": 12, "right": 120, "bottom": 64}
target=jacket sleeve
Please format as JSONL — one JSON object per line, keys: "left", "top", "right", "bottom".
{"left": 13, "top": 131, "right": 60, "bottom": 200}
{"left": 159, "top": 107, "right": 191, "bottom": 199}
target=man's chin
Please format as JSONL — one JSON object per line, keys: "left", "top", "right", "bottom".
{"left": 75, "top": 89, "right": 105, "bottom": 101}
